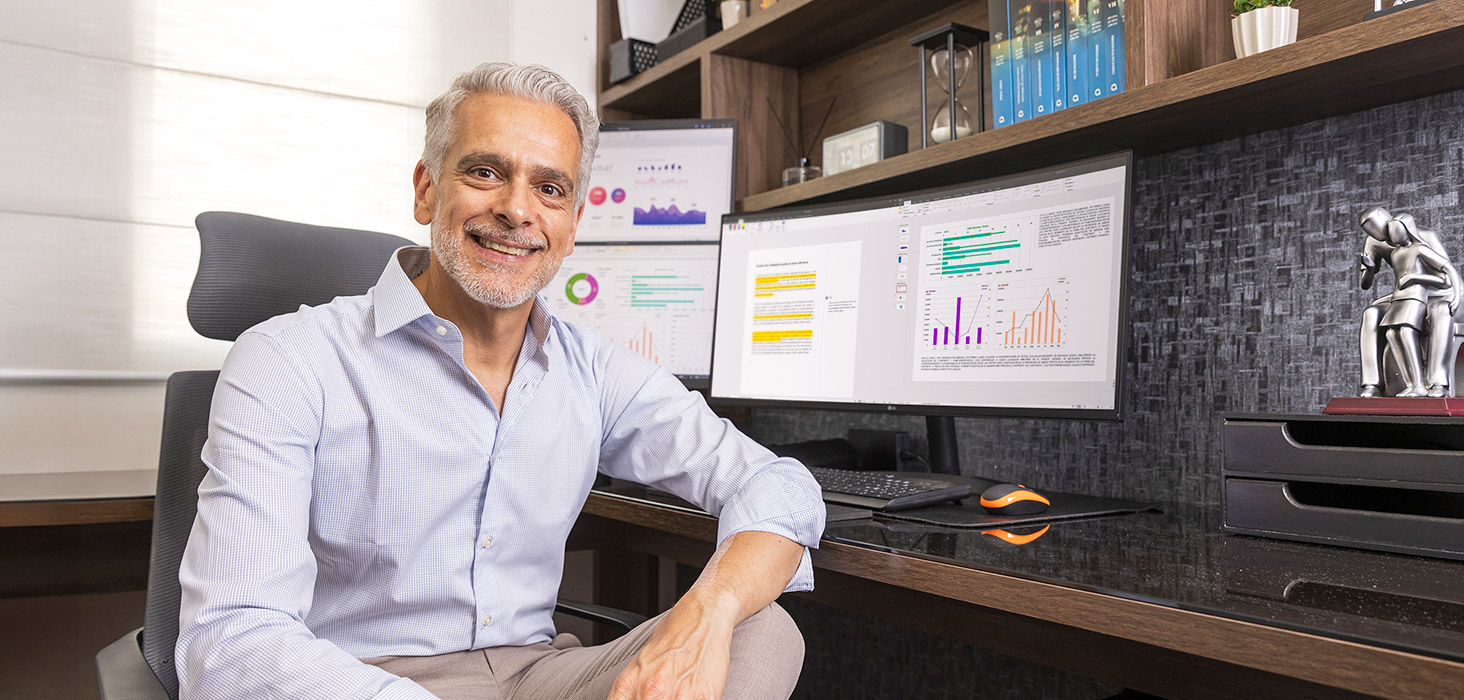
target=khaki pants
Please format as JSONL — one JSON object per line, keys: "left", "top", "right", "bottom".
{"left": 363, "top": 603, "right": 804, "bottom": 700}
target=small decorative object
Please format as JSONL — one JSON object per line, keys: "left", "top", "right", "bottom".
{"left": 782, "top": 159, "right": 820, "bottom": 187}
{"left": 821, "top": 121, "right": 908, "bottom": 177}
{"left": 1231, "top": 0, "right": 1298, "bottom": 59}
{"left": 657, "top": 0, "right": 721, "bottom": 63}
{"left": 1365, "top": 0, "right": 1442, "bottom": 21}
{"left": 767, "top": 96, "right": 836, "bottom": 188}
{"left": 1327, "top": 207, "right": 1464, "bottom": 416}
{"left": 608, "top": 39, "right": 658, "bottom": 85}
{"left": 720, "top": 0, "right": 748, "bottom": 29}
{"left": 909, "top": 23, "right": 990, "bottom": 148}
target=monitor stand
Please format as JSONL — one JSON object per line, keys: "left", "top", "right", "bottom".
{"left": 926, "top": 415, "right": 961, "bottom": 475}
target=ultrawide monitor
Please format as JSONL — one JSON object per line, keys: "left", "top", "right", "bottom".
{"left": 578, "top": 119, "right": 737, "bottom": 243}
{"left": 543, "top": 242, "right": 720, "bottom": 387}
{"left": 710, "top": 151, "right": 1132, "bottom": 420}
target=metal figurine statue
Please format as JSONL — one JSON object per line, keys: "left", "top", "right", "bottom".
{"left": 1357, "top": 207, "right": 1463, "bottom": 398}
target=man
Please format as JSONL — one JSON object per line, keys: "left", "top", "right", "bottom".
{"left": 176, "top": 62, "right": 825, "bottom": 700}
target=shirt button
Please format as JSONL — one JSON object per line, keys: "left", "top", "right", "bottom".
{"left": 436, "top": 325, "right": 447, "bottom": 336}
{"left": 481, "top": 536, "right": 493, "bottom": 549}
{"left": 482, "top": 615, "right": 493, "bottom": 626}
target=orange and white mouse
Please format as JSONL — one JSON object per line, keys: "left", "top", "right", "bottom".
{"left": 979, "top": 483, "right": 1051, "bottom": 515}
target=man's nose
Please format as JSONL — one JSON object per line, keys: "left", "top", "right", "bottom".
{"left": 492, "top": 180, "right": 534, "bottom": 230}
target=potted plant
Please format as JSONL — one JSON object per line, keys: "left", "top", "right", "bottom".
{"left": 1232, "top": 0, "right": 1298, "bottom": 58}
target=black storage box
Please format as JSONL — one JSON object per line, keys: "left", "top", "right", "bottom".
{"left": 1221, "top": 413, "right": 1464, "bottom": 561}
{"left": 656, "top": 14, "right": 721, "bottom": 63}
{"left": 608, "top": 38, "right": 657, "bottom": 85}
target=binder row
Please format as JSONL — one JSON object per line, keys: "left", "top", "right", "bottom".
{"left": 990, "top": 0, "right": 1126, "bottom": 128}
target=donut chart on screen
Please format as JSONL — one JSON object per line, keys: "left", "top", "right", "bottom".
{"left": 565, "top": 273, "right": 598, "bottom": 305}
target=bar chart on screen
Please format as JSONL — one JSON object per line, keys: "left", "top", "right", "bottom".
{"left": 994, "top": 279, "right": 1068, "bottom": 348}
{"left": 613, "top": 322, "right": 660, "bottom": 364}
{"left": 919, "top": 215, "right": 1036, "bottom": 280}
{"left": 542, "top": 244, "right": 719, "bottom": 378}
{"left": 918, "top": 281, "right": 996, "bottom": 350}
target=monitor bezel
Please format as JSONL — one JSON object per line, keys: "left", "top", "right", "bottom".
{"left": 707, "top": 150, "right": 1133, "bottom": 421}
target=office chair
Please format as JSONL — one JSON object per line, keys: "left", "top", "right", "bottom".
{"left": 95, "top": 212, "right": 647, "bottom": 700}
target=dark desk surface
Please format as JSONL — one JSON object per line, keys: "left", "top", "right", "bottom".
{"left": 586, "top": 483, "right": 1464, "bottom": 698}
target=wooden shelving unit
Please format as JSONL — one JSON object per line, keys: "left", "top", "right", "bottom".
{"left": 597, "top": 0, "right": 1464, "bottom": 212}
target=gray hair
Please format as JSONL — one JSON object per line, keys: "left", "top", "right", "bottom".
{"left": 423, "top": 62, "right": 599, "bottom": 209}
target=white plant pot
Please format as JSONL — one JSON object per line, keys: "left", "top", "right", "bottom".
{"left": 1231, "top": 6, "right": 1299, "bottom": 58}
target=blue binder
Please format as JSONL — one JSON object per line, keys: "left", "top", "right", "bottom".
{"left": 1067, "top": 0, "right": 1089, "bottom": 107}
{"left": 1050, "top": 0, "right": 1067, "bottom": 112}
{"left": 1107, "top": 0, "right": 1126, "bottom": 95}
{"left": 1031, "top": 5, "right": 1051, "bottom": 117}
{"left": 1012, "top": 1, "right": 1033, "bottom": 123}
{"left": 1088, "top": 0, "right": 1108, "bottom": 100}
{"left": 990, "top": 1, "right": 1015, "bottom": 128}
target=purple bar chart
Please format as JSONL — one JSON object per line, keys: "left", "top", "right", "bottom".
{"left": 926, "top": 293, "right": 989, "bottom": 347}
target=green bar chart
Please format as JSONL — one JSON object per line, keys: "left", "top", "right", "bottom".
{"left": 921, "top": 218, "right": 1033, "bottom": 281}
{"left": 630, "top": 274, "right": 706, "bottom": 307}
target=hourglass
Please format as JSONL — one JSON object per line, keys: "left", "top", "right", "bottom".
{"left": 910, "top": 23, "right": 989, "bottom": 148}
{"left": 930, "top": 43, "right": 973, "bottom": 143}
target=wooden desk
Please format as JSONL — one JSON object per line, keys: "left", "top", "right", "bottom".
{"left": 579, "top": 490, "right": 1464, "bottom": 700}
{"left": 0, "top": 471, "right": 155, "bottom": 527}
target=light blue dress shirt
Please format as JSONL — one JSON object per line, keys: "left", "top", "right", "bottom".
{"left": 176, "top": 247, "right": 825, "bottom": 700}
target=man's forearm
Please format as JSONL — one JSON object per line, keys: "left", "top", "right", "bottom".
{"left": 680, "top": 530, "right": 805, "bottom": 625}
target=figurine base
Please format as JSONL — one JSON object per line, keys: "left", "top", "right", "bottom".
{"left": 1323, "top": 396, "right": 1464, "bottom": 416}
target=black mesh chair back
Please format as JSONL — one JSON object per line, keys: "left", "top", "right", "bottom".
{"left": 188, "top": 211, "right": 414, "bottom": 341}
{"left": 138, "top": 213, "right": 411, "bottom": 698}
{"left": 138, "top": 370, "right": 218, "bottom": 699}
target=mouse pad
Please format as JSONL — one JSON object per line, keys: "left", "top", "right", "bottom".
{"left": 874, "top": 489, "right": 1159, "bottom": 529}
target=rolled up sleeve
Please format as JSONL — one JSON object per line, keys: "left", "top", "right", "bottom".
{"left": 597, "top": 350, "right": 825, "bottom": 592}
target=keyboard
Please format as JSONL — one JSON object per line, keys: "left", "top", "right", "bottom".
{"left": 809, "top": 467, "right": 971, "bottom": 512}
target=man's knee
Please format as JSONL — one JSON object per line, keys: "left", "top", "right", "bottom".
{"left": 727, "top": 603, "right": 804, "bottom": 698}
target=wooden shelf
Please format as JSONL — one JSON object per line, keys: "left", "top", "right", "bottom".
{"left": 600, "top": 51, "right": 701, "bottom": 118}
{"left": 741, "top": 0, "right": 1464, "bottom": 212}
{"left": 600, "top": 0, "right": 967, "bottom": 116}
{"left": 599, "top": 0, "right": 1464, "bottom": 210}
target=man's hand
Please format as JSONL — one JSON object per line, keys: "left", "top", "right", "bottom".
{"left": 608, "top": 531, "right": 804, "bottom": 699}
{"left": 608, "top": 589, "right": 737, "bottom": 700}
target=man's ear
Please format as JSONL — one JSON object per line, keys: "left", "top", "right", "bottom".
{"left": 412, "top": 161, "right": 436, "bottom": 225}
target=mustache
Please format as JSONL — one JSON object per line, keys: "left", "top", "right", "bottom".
{"left": 462, "top": 220, "right": 545, "bottom": 250}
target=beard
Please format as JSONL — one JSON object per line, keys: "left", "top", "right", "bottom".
{"left": 431, "top": 217, "right": 565, "bottom": 309}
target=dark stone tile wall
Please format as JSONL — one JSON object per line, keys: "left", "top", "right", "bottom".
{"left": 743, "top": 87, "right": 1464, "bottom": 508}
{"left": 749, "top": 87, "right": 1464, "bottom": 698}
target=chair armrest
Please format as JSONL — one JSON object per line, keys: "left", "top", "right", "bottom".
{"left": 554, "top": 597, "right": 650, "bottom": 634}
{"left": 96, "top": 628, "right": 168, "bottom": 700}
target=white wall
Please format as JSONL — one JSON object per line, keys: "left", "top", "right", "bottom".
{"left": 0, "top": 0, "right": 598, "bottom": 496}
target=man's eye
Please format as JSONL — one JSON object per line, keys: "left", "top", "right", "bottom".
{"left": 472, "top": 168, "right": 498, "bottom": 179}
{"left": 539, "top": 184, "right": 563, "bottom": 196}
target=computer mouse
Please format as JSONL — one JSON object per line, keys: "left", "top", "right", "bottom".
{"left": 980, "top": 483, "right": 1051, "bottom": 515}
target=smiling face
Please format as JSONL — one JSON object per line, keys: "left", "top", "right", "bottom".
{"left": 413, "top": 92, "right": 584, "bottom": 310}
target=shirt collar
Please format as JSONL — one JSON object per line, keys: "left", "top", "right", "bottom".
{"left": 372, "top": 246, "right": 435, "bottom": 338}
{"left": 371, "top": 246, "right": 555, "bottom": 357}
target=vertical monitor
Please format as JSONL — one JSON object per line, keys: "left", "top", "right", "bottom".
{"left": 710, "top": 152, "right": 1132, "bottom": 419}
{"left": 578, "top": 119, "right": 737, "bottom": 243}
{"left": 543, "top": 242, "right": 720, "bottom": 387}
